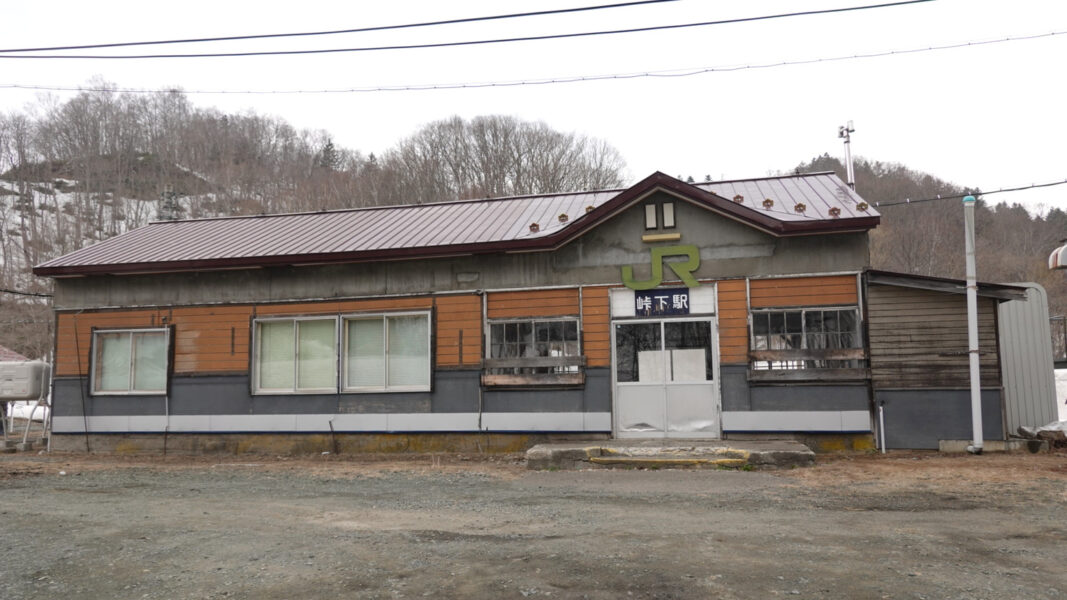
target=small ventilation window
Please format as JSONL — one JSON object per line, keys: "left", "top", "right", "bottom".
{"left": 645, "top": 204, "right": 657, "bottom": 229}
{"left": 662, "top": 202, "right": 676, "bottom": 228}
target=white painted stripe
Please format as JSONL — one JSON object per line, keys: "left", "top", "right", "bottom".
{"left": 722, "top": 410, "right": 871, "bottom": 432}
{"left": 53, "top": 412, "right": 612, "bottom": 433}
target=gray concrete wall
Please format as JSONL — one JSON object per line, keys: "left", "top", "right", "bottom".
{"left": 877, "top": 389, "right": 1004, "bottom": 449}
{"left": 53, "top": 193, "right": 870, "bottom": 309}
{"left": 52, "top": 368, "right": 612, "bottom": 417}
{"left": 720, "top": 365, "right": 868, "bottom": 412}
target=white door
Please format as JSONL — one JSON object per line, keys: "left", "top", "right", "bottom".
{"left": 613, "top": 319, "right": 720, "bottom": 438}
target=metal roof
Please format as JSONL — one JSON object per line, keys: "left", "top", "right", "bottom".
{"left": 34, "top": 171, "right": 879, "bottom": 277}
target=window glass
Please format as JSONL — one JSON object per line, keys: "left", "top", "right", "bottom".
{"left": 297, "top": 320, "right": 336, "bottom": 390}
{"left": 664, "top": 321, "right": 713, "bottom": 381}
{"left": 97, "top": 332, "right": 132, "bottom": 392}
{"left": 92, "top": 329, "right": 167, "bottom": 394}
{"left": 645, "top": 204, "right": 657, "bottom": 229}
{"left": 615, "top": 322, "right": 662, "bottom": 383}
{"left": 751, "top": 307, "right": 861, "bottom": 370}
{"left": 132, "top": 332, "right": 167, "bottom": 391}
{"left": 663, "top": 202, "right": 676, "bottom": 228}
{"left": 258, "top": 321, "right": 295, "bottom": 390}
{"left": 487, "top": 318, "right": 581, "bottom": 375}
{"left": 346, "top": 318, "right": 384, "bottom": 388}
{"left": 388, "top": 315, "right": 430, "bottom": 387}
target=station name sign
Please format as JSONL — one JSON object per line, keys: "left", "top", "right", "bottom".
{"left": 635, "top": 288, "right": 691, "bottom": 316}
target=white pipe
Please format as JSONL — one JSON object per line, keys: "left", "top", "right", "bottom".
{"left": 878, "top": 402, "right": 887, "bottom": 454}
{"left": 963, "top": 195, "right": 983, "bottom": 454}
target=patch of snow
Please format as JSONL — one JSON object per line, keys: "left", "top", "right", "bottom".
{"left": 1056, "top": 369, "right": 1067, "bottom": 422}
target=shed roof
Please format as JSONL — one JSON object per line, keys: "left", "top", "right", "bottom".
{"left": 0, "top": 344, "right": 29, "bottom": 362}
{"left": 34, "top": 171, "right": 879, "bottom": 277}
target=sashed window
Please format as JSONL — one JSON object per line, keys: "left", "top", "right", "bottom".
{"left": 343, "top": 313, "right": 431, "bottom": 392}
{"left": 254, "top": 318, "right": 338, "bottom": 393}
{"left": 91, "top": 329, "right": 168, "bottom": 394}
{"left": 488, "top": 319, "right": 580, "bottom": 373}
{"left": 482, "top": 319, "right": 585, "bottom": 387}
{"left": 750, "top": 307, "right": 862, "bottom": 370}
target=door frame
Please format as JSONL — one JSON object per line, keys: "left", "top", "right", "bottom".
{"left": 610, "top": 315, "right": 722, "bottom": 439}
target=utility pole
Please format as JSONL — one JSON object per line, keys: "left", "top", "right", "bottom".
{"left": 963, "top": 194, "right": 983, "bottom": 454}
{"left": 838, "top": 121, "right": 856, "bottom": 190}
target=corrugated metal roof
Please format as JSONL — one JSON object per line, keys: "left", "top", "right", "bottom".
{"left": 34, "top": 171, "right": 878, "bottom": 276}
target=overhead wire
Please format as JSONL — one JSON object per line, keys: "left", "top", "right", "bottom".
{"left": 2, "top": 29, "right": 1056, "bottom": 96}
{"left": 875, "top": 180, "right": 1067, "bottom": 207}
{"left": 0, "top": 0, "right": 679, "bottom": 53}
{"left": 0, "top": 288, "right": 53, "bottom": 298}
{"left": 0, "top": 1, "right": 935, "bottom": 59}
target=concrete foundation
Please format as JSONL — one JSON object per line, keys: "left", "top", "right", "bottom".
{"left": 50, "top": 432, "right": 610, "bottom": 456}
{"left": 724, "top": 432, "right": 877, "bottom": 453}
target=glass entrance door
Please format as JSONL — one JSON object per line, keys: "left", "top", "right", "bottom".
{"left": 613, "top": 319, "right": 719, "bottom": 438}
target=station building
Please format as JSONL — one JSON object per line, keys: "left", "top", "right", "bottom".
{"left": 34, "top": 171, "right": 1044, "bottom": 453}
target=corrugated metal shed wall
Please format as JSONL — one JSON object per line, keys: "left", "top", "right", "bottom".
{"left": 998, "top": 283, "right": 1058, "bottom": 431}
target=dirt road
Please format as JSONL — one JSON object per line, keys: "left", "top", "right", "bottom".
{"left": 2, "top": 452, "right": 1065, "bottom": 599}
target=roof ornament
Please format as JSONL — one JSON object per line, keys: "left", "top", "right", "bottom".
{"left": 585, "top": 205, "right": 595, "bottom": 213}
{"left": 529, "top": 222, "right": 540, "bottom": 233}
{"left": 558, "top": 213, "right": 569, "bottom": 223}
{"left": 829, "top": 207, "right": 842, "bottom": 218}
{"left": 794, "top": 203, "right": 806, "bottom": 213}
{"left": 856, "top": 202, "right": 869, "bottom": 211}
{"left": 762, "top": 198, "right": 774, "bottom": 209}
{"left": 732, "top": 194, "right": 744, "bottom": 204}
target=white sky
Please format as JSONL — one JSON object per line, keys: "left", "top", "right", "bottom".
{"left": 2, "top": 0, "right": 1065, "bottom": 212}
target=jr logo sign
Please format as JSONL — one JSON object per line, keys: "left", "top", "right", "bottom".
{"left": 621, "top": 245, "right": 701, "bottom": 290}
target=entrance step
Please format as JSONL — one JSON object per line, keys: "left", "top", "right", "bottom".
{"left": 526, "top": 439, "right": 815, "bottom": 470}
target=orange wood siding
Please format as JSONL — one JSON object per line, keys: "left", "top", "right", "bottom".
{"left": 748, "top": 275, "right": 858, "bottom": 309}
{"left": 434, "top": 294, "right": 482, "bottom": 368}
{"left": 55, "top": 309, "right": 169, "bottom": 377}
{"left": 254, "top": 296, "right": 432, "bottom": 316}
{"left": 487, "top": 289, "right": 580, "bottom": 319}
{"left": 716, "top": 280, "right": 749, "bottom": 365}
{"left": 170, "top": 306, "right": 253, "bottom": 374}
{"left": 581, "top": 286, "right": 611, "bottom": 367}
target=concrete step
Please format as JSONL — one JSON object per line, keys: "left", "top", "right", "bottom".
{"left": 526, "top": 439, "right": 815, "bottom": 470}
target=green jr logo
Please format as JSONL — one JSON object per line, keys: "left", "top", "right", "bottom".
{"left": 621, "top": 245, "right": 701, "bottom": 290}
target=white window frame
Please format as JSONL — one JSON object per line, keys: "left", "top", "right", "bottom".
{"left": 90, "top": 328, "right": 170, "bottom": 396}
{"left": 485, "top": 317, "right": 583, "bottom": 374}
{"left": 341, "top": 311, "right": 433, "bottom": 393}
{"left": 749, "top": 305, "right": 862, "bottom": 370}
{"left": 252, "top": 316, "right": 340, "bottom": 395}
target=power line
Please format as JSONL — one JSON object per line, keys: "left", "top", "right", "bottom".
{"left": 0, "top": 0, "right": 678, "bottom": 54}
{"left": 0, "top": 29, "right": 1055, "bottom": 96}
{"left": 0, "top": 288, "right": 52, "bottom": 298}
{"left": 876, "top": 179, "right": 1067, "bottom": 207}
{"left": 0, "top": 1, "right": 935, "bottom": 60}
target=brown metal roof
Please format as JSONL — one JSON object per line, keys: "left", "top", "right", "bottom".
{"left": 34, "top": 171, "right": 879, "bottom": 277}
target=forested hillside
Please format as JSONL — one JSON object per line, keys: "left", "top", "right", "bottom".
{"left": 794, "top": 154, "right": 1067, "bottom": 315}
{"left": 2, "top": 87, "right": 1064, "bottom": 358}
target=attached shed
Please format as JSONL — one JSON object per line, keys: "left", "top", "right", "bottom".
{"left": 866, "top": 270, "right": 1027, "bottom": 449}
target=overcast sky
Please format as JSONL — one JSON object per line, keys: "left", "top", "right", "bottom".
{"left": 2, "top": 0, "right": 1064, "bottom": 212}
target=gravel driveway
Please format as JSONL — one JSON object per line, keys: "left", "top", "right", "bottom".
{"left": 1, "top": 452, "right": 1065, "bottom": 599}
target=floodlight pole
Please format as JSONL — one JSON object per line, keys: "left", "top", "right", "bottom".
{"left": 838, "top": 121, "right": 856, "bottom": 190}
{"left": 963, "top": 195, "right": 983, "bottom": 454}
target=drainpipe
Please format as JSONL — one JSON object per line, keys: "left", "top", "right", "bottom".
{"left": 963, "top": 195, "right": 983, "bottom": 454}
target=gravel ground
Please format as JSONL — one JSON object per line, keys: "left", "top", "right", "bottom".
{"left": 1, "top": 451, "right": 1065, "bottom": 599}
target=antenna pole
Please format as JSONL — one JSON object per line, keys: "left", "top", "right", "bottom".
{"left": 838, "top": 121, "right": 856, "bottom": 190}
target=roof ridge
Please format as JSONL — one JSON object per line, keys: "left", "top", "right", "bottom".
{"left": 147, "top": 186, "right": 628, "bottom": 226}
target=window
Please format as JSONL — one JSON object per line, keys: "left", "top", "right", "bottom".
{"left": 750, "top": 307, "right": 862, "bottom": 370}
{"left": 91, "top": 329, "right": 169, "bottom": 394}
{"left": 343, "top": 313, "right": 431, "bottom": 392}
{"left": 644, "top": 202, "right": 676, "bottom": 230}
{"left": 488, "top": 319, "right": 580, "bottom": 374}
{"left": 252, "top": 312, "right": 432, "bottom": 394}
{"left": 254, "top": 317, "right": 338, "bottom": 393}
